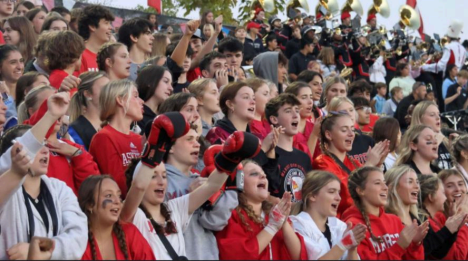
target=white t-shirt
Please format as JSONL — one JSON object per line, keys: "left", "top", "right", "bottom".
{"left": 132, "top": 194, "right": 192, "bottom": 260}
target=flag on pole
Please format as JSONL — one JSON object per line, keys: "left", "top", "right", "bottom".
{"left": 406, "top": 0, "right": 425, "bottom": 41}
{"left": 148, "top": 0, "right": 162, "bottom": 14}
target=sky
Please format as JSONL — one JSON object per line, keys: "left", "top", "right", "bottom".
{"left": 109, "top": 0, "right": 468, "bottom": 40}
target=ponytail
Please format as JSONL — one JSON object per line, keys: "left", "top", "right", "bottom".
{"left": 69, "top": 71, "right": 107, "bottom": 123}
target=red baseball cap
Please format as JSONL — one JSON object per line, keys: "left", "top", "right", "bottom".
{"left": 247, "top": 21, "right": 261, "bottom": 30}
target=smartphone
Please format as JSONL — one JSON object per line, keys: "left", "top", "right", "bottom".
{"left": 58, "top": 123, "right": 69, "bottom": 138}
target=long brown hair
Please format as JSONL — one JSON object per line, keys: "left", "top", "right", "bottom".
{"left": 3, "top": 16, "right": 37, "bottom": 62}
{"left": 348, "top": 166, "right": 385, "bottom": 243}
{"left": 236, "top": 160, "right": 272, "bottom": 232}
{"left": 78, "top": 175, "right": 129, "bottom": 260}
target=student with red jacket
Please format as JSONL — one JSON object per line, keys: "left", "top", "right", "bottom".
{"left": 216, "top": 160, "right": 308, "bottom": 260}
{"left": 419, "top": 173, "right": 468, "bottom": 260}
{"left": 313, "top": 113, "right": 386, "bottom": 217}
{"left": 25, "top": 94, "right": 99, "bottom": 194}
{"left": 78, "top": 175, "right": 155, "bottom": 260}
{"left": 206, "top": 82, "right": 255, "bottom": 144}
{"left": 89, "top": 80, "right": 144, "bottom": 198}
{"left": 342, "top": 166, "right": 427, "bottom": 260}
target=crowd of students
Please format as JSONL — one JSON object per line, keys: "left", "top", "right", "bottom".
{"left": 0, "top": 1, "right": 468, "bottom": 260}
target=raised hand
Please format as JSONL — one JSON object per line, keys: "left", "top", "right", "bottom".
{"left": 10, "top": 141, "right": 32, "bottom": 177}
{"left": 58, "top": 75, "right": 81, "bottom": 92}
{"left": 214, "top": 15, "right": 223, "bottom": 34}
{"left": 262, "top": 125, "right": 284, "bottom": 155}
{"left": 265, "top": 192, "right": 291, "bottom": 235}
{"left": 47, "top": 92, "right": 70, "bottom": 119}
{"left": 445, "top": 212, "right": 468, "bottom": 233}
{"left": 412, "top": 220, "right": 429, "bottom": 244}
{"left": 185, "top": 20, "right": 201, "bottom": 36}
{"left": 365, "top": 140, "right": 390, "bottom": 167}
{"left": 397, "top": 219, "right": 418, "bottom": 249}
{"left": 141, "top": 112, "right": 190, "bottom": 168}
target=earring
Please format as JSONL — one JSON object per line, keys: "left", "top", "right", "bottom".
{"left": 87, "top": 97, "right": 92, "bottom": 101}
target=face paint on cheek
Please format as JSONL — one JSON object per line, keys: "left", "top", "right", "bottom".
{"left": 102, "top": 199, "right": 113, "bottom": 209}
{"left": 426, "top": 141, "right": 434, "bottom": 145}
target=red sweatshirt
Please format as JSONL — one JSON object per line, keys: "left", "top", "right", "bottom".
{"left": 49, "top": 69, "right": 79, "bottom": 96}
{"left": 250, "top": 119, "right": 271, "bottom": 141}
{"left": 81, "top": 222, "right": 155, "bottom": 260}
{"left": 48, "top": 139, "right": 100, "bottom": 195}
{"left": 431, "top": 211, "right": 468, "bottom": 259}
{"left": 342, "top": 206, "right": 424, "bottom": 260}
{"left": 89, "top": 125, "right": 142, "bottom": 198}
{"left": 216, "top": 208, "right": 308, "bottom": 260}
{"left": 313, "top": 154, "right": 361, "bottom": 217}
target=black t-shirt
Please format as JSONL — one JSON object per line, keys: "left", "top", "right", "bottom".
{"left": 349, "top": 130, "right": 375, "bottom": 165}
{"left": 288, "top": 52, "right": 315, "bottom": 76}
{"left": 274, "top": 146, "right": 313, "bottom": 202}
{"left": 285, "top": 38, "right": 300, "bottom": 59}
{"left": 445, "top": 83, "right": 467, "bottom": 112}
{"left": 437, "top": 142, "right": 453, "bottom": 169}
{"left": 173, "top": 81, "right": 191, "bottom": 94}
{"left": 394, "top": 95, "right": 416, "bottom": 130}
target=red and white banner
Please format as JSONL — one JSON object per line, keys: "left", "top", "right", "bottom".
{"left": 406, "top": 0, "right": 425, "bottom": 40}
{"left": 148, "top": 0, "right": 162, "bottom": 14}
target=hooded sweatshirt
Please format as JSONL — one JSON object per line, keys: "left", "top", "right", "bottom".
{"left": 341, "top": 206, "right": 424, "bottom": 260}
{"left": 165, "top": 163, "right": 238, "bottom": 260}
{"left": 253, "top": 52, "right": 279, "bottom": 91}
{"left": 205, "top": 117, "right": 250, "bottom": 145}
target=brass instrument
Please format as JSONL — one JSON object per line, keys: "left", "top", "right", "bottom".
{"left": 251, "top": 0, "right": 275, "bottom": 18}
{"left": 367, "top": 0, "right": 390, "bottom": 18}
{"left": 416, "top": 42, "right": 429, "bottom": 53}
{"left": 286, "top": 0, "right": 310, "bottom": 24}
{"left": 315, "top": 0, "right": 339, "bottom": 21}
{"left": 441, "top": 36, "right": 449, "bottom": 48}
{"left": 399, "top": 5, "right": 420, "bottom": 30}
{"left": 341, "top": 0, "right": 364, "bottom": 16}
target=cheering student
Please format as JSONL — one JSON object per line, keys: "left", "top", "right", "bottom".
{"left": 78, "top": 175, "right": 155, "bottom": 260}
{"left": 264, "top": 93, "right": 312, "bottom": 202}
{"left": 418, "top": 173, "right": 468, "bottom": 259}
{"left": 395, "top": 124, "right": 440, "bottom": 175}
{"left": 342, "top": 166, "right": 427, "bottom": 260}
{"left": 372, "top": 117, "right": 401, "bottom": 172}
{"left": 96, "top": 42, "right": 132, "bottom": 81}
{"left": 216, "top": 160, "right": 308, "bottom": 260}
{"left": 3, "top": 16, "right": 37, "bottom": 64}
{"left": 118, "top": 18, "right": 154, "bottom": 81}
{"left": 89, "top": 80, "right": 144, "bottom": 198}
{"left": 410, "top": 100, "right": 452, "bottom": 169}
{"left": 45, "top": 31, "right": 84, "bottom": 96}
{"left": 68, "top": 72, "right": 110, "bottom": 150}
{"left": 326, "top": 97, "right": 376, "bottom": 165}
{"left": 313, "top": 113, "right": 387, "bottom": 217}
{"left": 135, "top": 65, "right": 174, "bottom": 132}
{"left": 284, "top": 81, "right": 316, "bottom": 158}
{"left": 78, "top": 5, "right": 115, "bottom": 73}
{"left": 0, "top": 92, "right": 88, "bottom": 260}
{"left": 158, "top": 93, "right": 200, "bottom": 127}
{"left": 290, "top": 171, "right": 367, "bottom": 260}
{"left": 0, "top": 45, "right": 24, "bottom": 118}
{"left": 218, "top": 37, "right": 246, "bottom": 81}
{"left": 320, "top": 76, "right": 347, "bottom": 115}
{"left": 17, "top": 85, "right": 55, "bottom": 124}
{"left": 187, "top": 78, "right": 220, "bottom": 137}
{"left": 451, "top": 134, "right": 468, "bottom": 184}
{"left": 206, "top": 82, "right": 255, "bottom": 145}
{"left": 248, "top": 78, "right": 272, "bottom": 141}
{"left": 438, "top": 169, "right": 468, "bottom": 222}
{"left": 297, "top": 70, "right": 324, "bottom": 110}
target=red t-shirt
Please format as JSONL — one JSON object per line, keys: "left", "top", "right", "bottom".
{"left": 187, "top": 67, "right": 202, "bottom": 82}
{"left": 80, "top": 48, "right": 99, "bottom": 74}
{"left": 81, "top": 222, "right": 155, "bottom": 260}
{"left": 89, "top": 125, "right": 142, "bottom": 198}
{"left": 312, "top": 154, "right": 361, "bottom": 217}
{"left": 49, "top": 69, "right": 79, "bottom": 96}
{"left": 216, "top": 208, "right": 308, "bottom": 260}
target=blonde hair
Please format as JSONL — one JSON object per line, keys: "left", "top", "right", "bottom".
{"left": 318, "top": 47, "right": 335, "bottom": 66}
{"left": 322, "top": 76, "right": 347, "bottom": 104}
{"left": 187, "top": 78, "right": 216, "bottom": 99}
{"left": 99, "top": 79, "right": 134, "bottom": 126}
{"left": 69, "top": 72, "right": 107, "bottom": 122}
{"left": 203, "top": 23, "right": 214, "bottom": 37}
{"left": 328, "top": 96, "right": 354, "bottom": 112}
{"left": 396, "top": 125, "right": 432, "bottom": 166}
{"left": 291, "top": 171, "right": 340, "bottom": 215}
{"left": 17, "top": 85, "right": 55, "bottom": 123}
{"left": 385, "top": 165, "right": 419, "bottom": 220}
{"left": 410, "top": 100, "right": 438, "bottom": 128}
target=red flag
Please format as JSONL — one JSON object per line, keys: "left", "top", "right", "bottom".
{"left": 148, "top": 0, "right": 162, "bottom": 14}
{"left": 406, "top": 0, "right": 425, "bottom": 41}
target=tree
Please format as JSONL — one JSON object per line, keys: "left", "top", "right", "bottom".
{"left": 177, "top": 0, "right": 237, "bottom": 24}
{"left": 134, "top": 0, "right": 178, "bottom": 17}
{"left": 237, "top": 0, "right": 287, "bottom": 25}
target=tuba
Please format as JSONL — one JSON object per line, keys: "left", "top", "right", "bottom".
{"left": 341, "top": 0, "right": 364, "bottom": 16}
{"left": 250, "top": 0, "right": 275, "bottom": 20}
{"left": 286, "top": 0, "right": 310, "bottom": 23}
{"left": 315, "top": 0, "right": 339, "bottom": 21}
{"left": 399, "top": 5, "right": 420, "bottom": 30}
{"left": 368, "top": 0, "right": 390, "bottom": 18}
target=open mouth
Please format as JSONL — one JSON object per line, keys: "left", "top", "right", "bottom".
{"left": 345, "top": 139, "right": 353, "bottom": 146}
{"left": 247, "top": 107, "right": 255, "bottom": 113}
{"left": 291, "top": 121, "right": 299, "bottom": 128}
{"left": 331, "top": 203, "right": 338, "bottom": 209}
{"left": 453, "top": 193, "right": 462, "bottom": 200}
{"left": 39, "top": 157, "right": 48, "bottom": 164}
{"left": 110, "top": 208, "right": 120, "bottom": 215}
{"left": 257, "top": 183, "right": 266, "bottom": 189}
{"left": 190, "top": 151, "right": 199, "bottom": 157}
{"left": 379, "top": 193, "right": 387, "bottom": 199}
{"left": 410, "top": 191, "right": 418, "bottom": 198}
{"left": 154, "top": 188, "right": 164, "bottom": 196}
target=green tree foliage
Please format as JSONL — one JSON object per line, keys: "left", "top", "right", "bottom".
{"left": 134, "top": 0, "right": 178, "bottom": 17}
{"left": 237, "top": 0, "right": 287, "bottom": 25}
{"left": 177, "top": 0, "right": 236, "bottom": 24}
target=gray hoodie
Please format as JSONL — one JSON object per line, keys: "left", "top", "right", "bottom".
{"left": 253, "top": 51, "right": 279, "bottom": 87}
{"left": 165, "top": 163, "right": 238, "bottom": 260}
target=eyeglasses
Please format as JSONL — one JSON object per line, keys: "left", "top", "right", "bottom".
{"left": 355, "top": 106, "right": 371, "bottom": 113}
